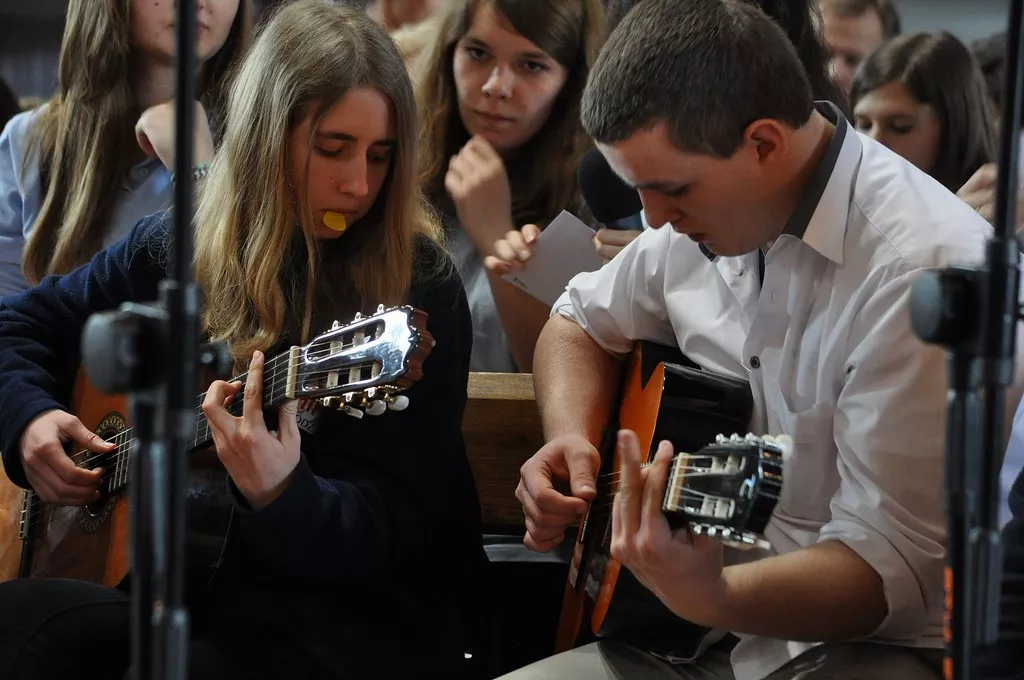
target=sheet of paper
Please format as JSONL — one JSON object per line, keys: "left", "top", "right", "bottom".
{"left": 500, "top": 210, "right": 605, "bottom": 307}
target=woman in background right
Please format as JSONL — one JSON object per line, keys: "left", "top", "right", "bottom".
{"left": 851, "top": 31, "right": 996, "bottom": 193}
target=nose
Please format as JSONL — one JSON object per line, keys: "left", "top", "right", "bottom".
{"left": 482, "top": 66, "right": 514, "bottom": 99}
{"left": 337, "top": 156, "right": 369, "bottom": 198}
{"left": 638, "top": 190, "right": 678, "bottom": 230}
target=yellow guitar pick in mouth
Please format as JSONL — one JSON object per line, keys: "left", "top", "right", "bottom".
{"left": 322, "top": 211, "right": 348, "bottom": 233}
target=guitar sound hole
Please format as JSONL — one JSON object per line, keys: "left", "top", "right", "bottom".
{"left": 78, "top": 417, "right": 125, "bottom": 520}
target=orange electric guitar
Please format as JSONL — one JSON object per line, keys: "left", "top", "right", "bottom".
{"left": 555, "top": 342, "right": 788, "bottom": 660}
{"left": 0, "top": 305, "right": 433, "bottom": 588}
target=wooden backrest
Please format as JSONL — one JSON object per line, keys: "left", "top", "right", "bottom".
{"left": 464, "top": 373, "right": 544, "bottom": 531}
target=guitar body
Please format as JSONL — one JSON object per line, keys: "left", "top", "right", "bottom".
{"left": 0, "top": 372, "right": 232, "bottom": 588}
{"left": 556, "top": 343, "right": 753, "bottom": 658}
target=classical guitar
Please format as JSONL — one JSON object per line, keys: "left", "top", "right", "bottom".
{"left": 555, "top": 342, "right": 788, "bottom": 660}
{"left": 0, "top": 305, "right": 433, "bottom": 588}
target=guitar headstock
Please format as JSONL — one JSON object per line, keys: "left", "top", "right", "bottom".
{"left": 286, "top": 304, "right": 434, "bottom": 418}
{"left": 662, "top": 433, "right": 790, "bottom": 551}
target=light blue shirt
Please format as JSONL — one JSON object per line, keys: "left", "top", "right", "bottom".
{"left": 0, "top": 109, "right": 171, "bottom": 298}
{"left": 1001, "top": 401, "right": 1024, "bottom": 528}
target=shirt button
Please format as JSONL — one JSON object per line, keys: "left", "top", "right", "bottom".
{"left": 749, "top": 356, "right": 761, "bottom": 369}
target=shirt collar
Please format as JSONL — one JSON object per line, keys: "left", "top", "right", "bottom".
{"left": 796, "top": 101, "right": 860, "bottom": 265}
{"left": 700, "top": 101, "right": 859, "bottom": 265}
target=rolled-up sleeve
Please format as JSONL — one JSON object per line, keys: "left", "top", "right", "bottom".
{"left": 551, "top": 225, "right": 676, "bottom": 355}
{"left": 822, "top": 266, "right": 947, "bottom": 641}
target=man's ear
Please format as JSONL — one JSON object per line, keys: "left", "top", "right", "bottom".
{"left": 744, "top": 119, "right": 788, "bottom": 165}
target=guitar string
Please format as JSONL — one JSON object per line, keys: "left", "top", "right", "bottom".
{"left": 581, "top": 487, "right": 747, "bottom": 523}
{"left": 20, "top": 334, "right": 408, "bottom": 520}
{"left": 22, "top": 360, "right": 392, "bottom": 519}
{"left": 595, "top": 465, "right": 768, "bottom": 492}
{"left": 595, "top": 459, "right": 781, "bottom": 490}
{"left": 592, "top": 455, "right": 730, "bottom": 483}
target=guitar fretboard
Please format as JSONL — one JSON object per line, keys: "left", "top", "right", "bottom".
{"left": 99, "top": 350, "right": 296, "bottom": 495}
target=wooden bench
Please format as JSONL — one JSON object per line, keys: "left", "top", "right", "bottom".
{"left": 464, "top": 373, "right": 545, "bottom": 532}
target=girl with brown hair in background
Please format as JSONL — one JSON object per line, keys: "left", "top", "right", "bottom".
{"left": 416, "top": 0, "right": 606, "bottom": 373}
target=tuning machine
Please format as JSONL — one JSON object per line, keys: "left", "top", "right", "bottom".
{"left": 319, "top": 394, "right": 365, "bottom": 419}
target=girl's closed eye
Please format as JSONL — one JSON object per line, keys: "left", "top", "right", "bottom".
{"left": 315, "top": 144, "right": 345, "bottom": 158}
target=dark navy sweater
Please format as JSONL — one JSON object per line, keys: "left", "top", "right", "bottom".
{"left": 0, "top": 213, "right": 484, "bottom": 678}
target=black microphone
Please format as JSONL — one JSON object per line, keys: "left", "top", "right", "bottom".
{"left": 578, "top": 147, "right": 643, "bottom": 228}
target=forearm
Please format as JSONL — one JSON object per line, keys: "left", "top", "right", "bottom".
{"left": 533, "top": 314, "right": 623, "bottom": 444}
{"left": 485, "top": 269, "right": 550, "bottom": 372}
{"left": 681, "top": 541, "right": 888, "bottom": 641}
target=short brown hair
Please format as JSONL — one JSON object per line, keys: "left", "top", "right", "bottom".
{"left": 820, "top": 0, "right": 901, "bottom": 38}
{"left": 582, "top": 0, "right": 814, "bottom": 157}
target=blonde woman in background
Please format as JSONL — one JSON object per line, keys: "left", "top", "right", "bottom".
{"left": 0, "top": 0, "right": 250, "bottom": 298}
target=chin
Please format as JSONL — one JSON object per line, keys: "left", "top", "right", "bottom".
{"left": 313, "top": 226, "right": 348, "bottom": 241}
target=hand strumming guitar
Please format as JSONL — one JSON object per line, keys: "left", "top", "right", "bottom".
{"left": 19, "top": 410, "right": 111, "bottom": 505}
{"left": 516, "top": 432, "right": 600, "bottom": 551}
{"left": 202, "top": 351, "right": 301, "bottom": 511}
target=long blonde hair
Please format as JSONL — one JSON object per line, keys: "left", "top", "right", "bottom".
{"left": 194, "top": 0, "right": 439, "bottom": 360}
{"left": 22, "top": 0, "right": 250, "bottom": 284}
{"left": 417, "top": 0, "right": 605, "bottom": 227}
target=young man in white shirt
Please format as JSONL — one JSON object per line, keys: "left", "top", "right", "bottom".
{"left": 504, "top": 0, "right": 1022, "bottom": 678}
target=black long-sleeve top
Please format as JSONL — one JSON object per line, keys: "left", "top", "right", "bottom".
{"left": 0, "top": 213, "right": 484, "bottom": 678}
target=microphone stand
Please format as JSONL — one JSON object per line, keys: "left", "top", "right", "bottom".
{"left": 80, "top": 2, "right": 226, "bottom": 678}
{"left": 909, "top": 0, "right": 1024, "bottom": 677}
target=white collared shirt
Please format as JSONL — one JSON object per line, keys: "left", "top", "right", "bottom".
{"left": 552, "top": 113, "right": 1024, "bottom": 678}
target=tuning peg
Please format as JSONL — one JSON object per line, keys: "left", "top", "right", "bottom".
{"left": 341, "top": 404, "right": 364, "bottom": 419}
{"left": 376, "top": 304, "right": 385, "bottom": 314}
{"left": 353, "top": 312, "right": 363, "bottom": 321}
{"left": 365, "top": 400, "right": 387, "bottom": 416}
{"left": 387, "top": 395, "right": 409, "bottom": 411}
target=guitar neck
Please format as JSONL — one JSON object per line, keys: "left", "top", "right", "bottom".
{"left": 190, "top": 347, "right": 298, "bottom": 450}
{"left": 102, "top": 348, "right": 298, "bottom": 493}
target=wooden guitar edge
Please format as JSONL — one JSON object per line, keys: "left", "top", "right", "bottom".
{"left": 0, "top": 464, "right": 25, "bottom": 582}
{"left": 589, "top": 348, "right": 666, "bottom": 636}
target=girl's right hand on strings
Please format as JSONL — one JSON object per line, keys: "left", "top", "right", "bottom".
{"left": 19, "top": 409, "right": 111, "bottom": 506}
{"left": 483, "top": 224, "right": 541, "bottom": 276}
{"left": 135, "top": 100, "right": 215, "bottom": 171}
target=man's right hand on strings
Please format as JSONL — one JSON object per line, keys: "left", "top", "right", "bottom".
{"left": 516, "top": 432, "right": 600, "bottom": 551}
